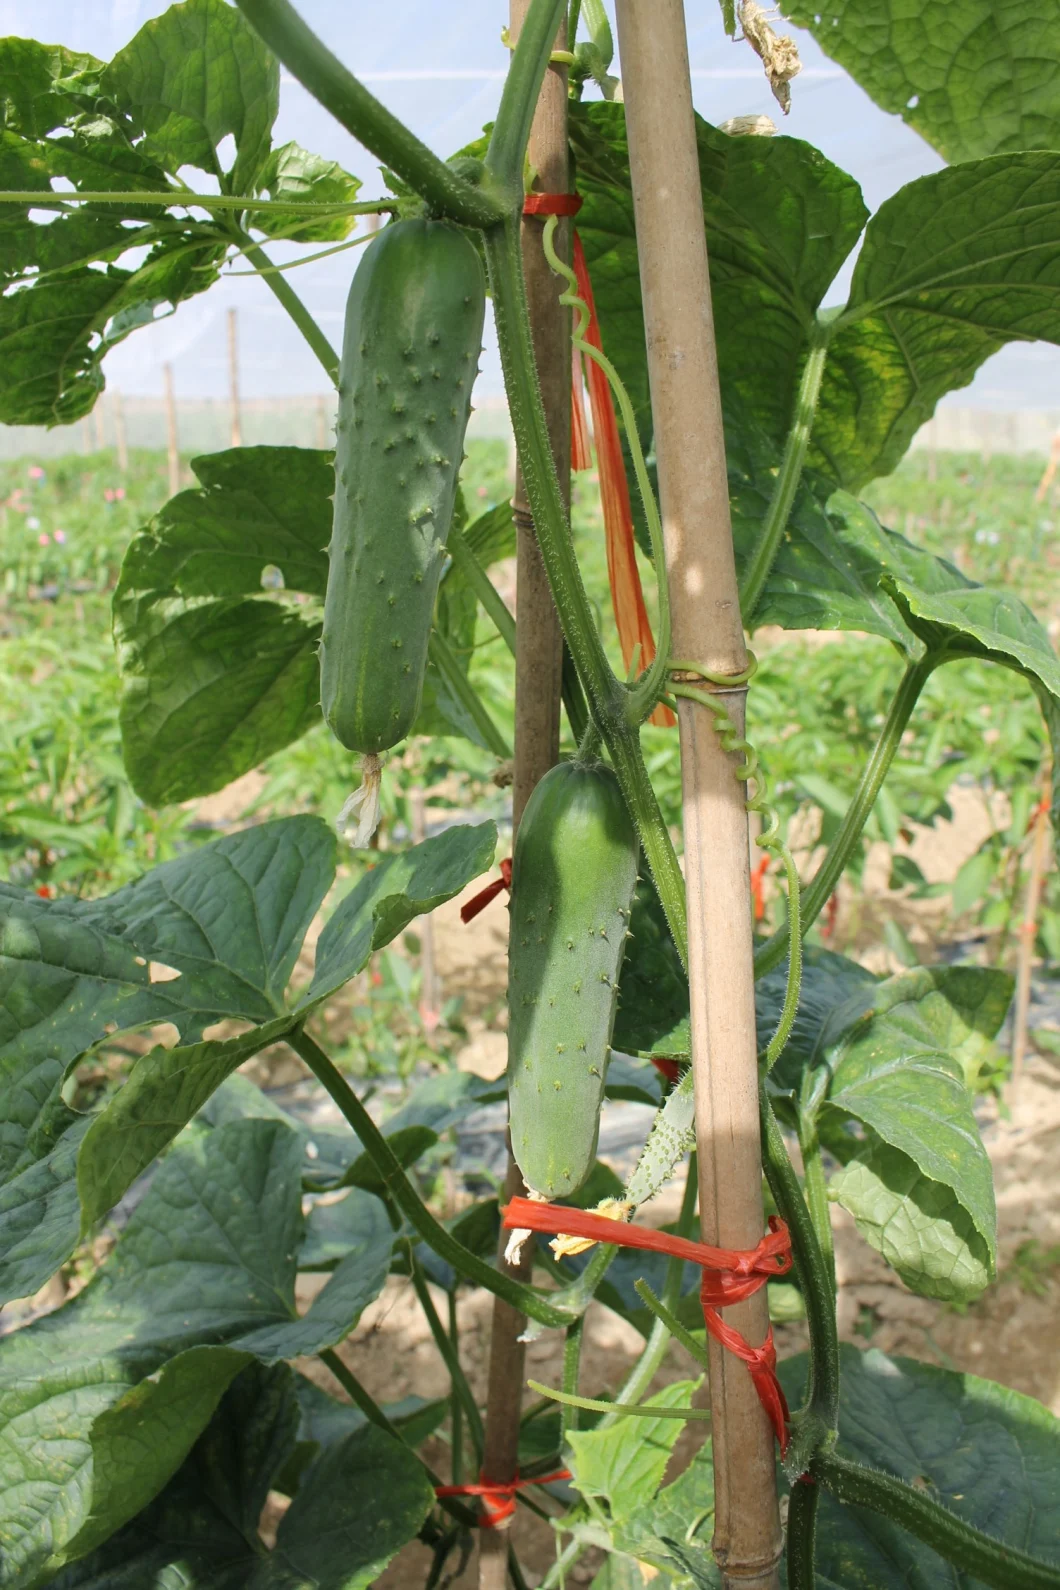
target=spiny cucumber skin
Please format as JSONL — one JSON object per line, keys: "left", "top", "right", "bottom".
{"left": 508, "top": 761, "right": 639, "bottom": 1200}
{"left": 320, "top": 219, "right": 486, "bottom": 754}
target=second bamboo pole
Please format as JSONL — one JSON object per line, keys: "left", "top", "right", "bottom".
{"left": 478, "top": 8, "right": 571, "bottom": 1589}
{"left": 614, "top": 3, "right": 783, "bottom": 1585}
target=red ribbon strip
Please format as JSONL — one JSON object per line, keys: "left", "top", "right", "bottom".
{"left": 523, "top": 192, "right": 584, "bottom": 217}
{"left": 503, "top": 1197, "right": 793, "bottom": 1453}
{"left": 434, "top": 1467, "right": 572, "bottom": 1528}
{"left": 460, "top": 857, "right": 512, "bottom": 924}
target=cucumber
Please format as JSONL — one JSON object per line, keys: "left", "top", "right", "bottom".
{"left": 508, "top": 760, "right": 639, "bottom": 1200}
{"left": 320, "top": 218, "right": 486, "bottom": 753}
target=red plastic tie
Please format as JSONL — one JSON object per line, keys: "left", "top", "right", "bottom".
{"left": 460, "top": 857, "right": 512, "bottom": 924}
{"left": 434, "top": 1468, "right": 571, "bottom": 1528}
{"left": 522, "top": 191, "right": 584, "bottom": 217}
{"left": 503, "top": 1198, "right": 793, "bottom": 1453}
{"left": 650, "top": 1055, "right": 682, "bottom": 1084}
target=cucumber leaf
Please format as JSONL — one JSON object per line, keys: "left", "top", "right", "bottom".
{"left": 815, "top": 152, "right": 1060, "bottom": 489}
{"left": 0, "top": 1119, "right": 394, "bottom": 1585}
{"left": 779, "top": 1347, "right": 1060, "bottom": 1586}
{"left": 250, "top": 141, "right": 362, "bottom": 242}
{"left": 829, "top": 1138, "right": 993, "bottom": 1302}
{"left": 102, "top": 0, "right": 279, "bottom": 194}
{"left": 782, "top": 1, "right": 1060, "bottom": 163}
{"left": 566, "top": 1380, "right": 701, "bottom": 1518}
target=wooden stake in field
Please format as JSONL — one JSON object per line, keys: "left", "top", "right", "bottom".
{"left": 228, "top": 307, "right": 243, "bottom": 447}
{"left": 163, "top": 363, "right": 181, "bottom": 498}
{"left": 112, "top": 391, "right": 129, "bottom": 476}
{"left": 614, "top": 3, "right": 783, "bottom": 1585}
{"left": 478, "top": 6, "right": 570, "bottom": 1588}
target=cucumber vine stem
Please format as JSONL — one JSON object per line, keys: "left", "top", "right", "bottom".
{"left": 237, "top": 235, "right": 340, "bottom": 385}
{"left": 234, "top": 0, "right": 508, "bottom": 225}
{"left": 739, "top": 313, "right": 834, "bottom": 623}
{"left": 754, "top": 653, "right": 937, "bottom": 979}
{"left": 290, "top": 1027, "right": 574, "bottom": 1328}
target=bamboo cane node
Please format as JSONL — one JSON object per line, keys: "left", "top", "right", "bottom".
{"left": 511, "top": 504, "right": 535, "bottom": 534}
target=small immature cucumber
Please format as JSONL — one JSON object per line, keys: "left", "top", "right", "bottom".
{"left": 320, "top": 218, "right": 486, "bottom": 754}
{"left": 508, "top": 760, "right": 639, "bottom": 1200}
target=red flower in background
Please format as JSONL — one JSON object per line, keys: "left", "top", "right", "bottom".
{"left": 571, "top": 234, "right": 675, "bottom": 730}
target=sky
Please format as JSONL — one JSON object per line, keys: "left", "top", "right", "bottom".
{"left": 5, "top": 0, "right": 1059, "bottom": 409}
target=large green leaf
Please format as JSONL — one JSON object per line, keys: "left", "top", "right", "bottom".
{"left": 884, "top": 572, "right": 1060, "bottom": 701}
{"left": 51, "top": 1362, "right": 298, "bottom": 1589}
{"left": 52, "top": 1364, "right": 433, "bottom": 1590}
{"left": 251, "top": 141, "right": 361, "bottom": 242}
{"left": 817, "top": 152, "right": 1060, "bottom": 489}
{"left": 571, "top": 101, "right": 867, "bottom": 456}
{"left": 612, "top": 1437, "right": 717, "bottom": 1586}
{"left": 308, "top": 821, "right": 497, "bottom": 1003}
{"left": 783, "top": 1, "right": 1060, "bottom": 163}
{"left": 758, "top": 942, "right": 877, "bottom": 1099}
{"left": 0, "top": 1119, "right": 390, "bottom": 1586}
{"left": 566, "top": 1381, "right": 700, "bottom": 1519}
{"left": 829, "top": 1140, "right": 993, "bottom": 1301}
{"left": 75, "top": 822, "right": 494, "bottom": 1225}
{"left": 102, "top": 0, "right": 278, "bottom": 193}
{"left": 779, "top": 1346, "right": 1060, "bottom": 1587}
{"left": 811, "top": 966, "right": 1009, "bottom": 1298}
{"left": 0, "top": 817, "right": 334, "bottom": 1299}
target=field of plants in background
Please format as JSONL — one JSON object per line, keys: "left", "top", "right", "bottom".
{"left": 3, "top": 440, "right": 1055, "bottom": 982}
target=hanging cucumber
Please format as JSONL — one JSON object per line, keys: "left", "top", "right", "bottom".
{"left": 508, "top": 760, "right": 639, "bottom": 1200}
{"left": 320, "top": 218, "right": 486, "bottom": 754}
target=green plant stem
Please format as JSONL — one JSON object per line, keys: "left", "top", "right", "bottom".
{"left": 786, "top": 1479, "right": 819, "bottom": 1590}
{"left": 797, "top": 1113, "right": 835, "bottom": 1299}
{"left": 484, "top": 216, "right": 689, "bottom": 965}
{"left": 543, "top": 1537, "right": 586, "bottom": 1590}
{"left": 567, "top": 0, "right": 583, "bottom": 51}
{"left": 234, "top": 0, "right": 504, "bottom": 225}
{"left": 633, "top": 1279, "right": 710, "bottom": 1370}
{"left": 814, "top": 1453, "right": 1060, "bottom": 1590}
{"left": 602, "top": 1152, "right": 699, "bottom": 1424}
{"left": 428, "top": 630, "right": 512, "bottom": 760}
{"left": 410, "top": 1259, "right": 485, "bottom": 1464}
{"left": 508, "top": 1543, "right": 533, "bottom": 1590}
{"left": 755, "top": 654, "right": 936, "bottom": 979}
{"left": 561, "top": 1317, "right": 585, "bottom": 1438}
{"left": 448, "top": 1290, "right": 464, "bottom": 1484}
{"left": 485, "top": 0, "right": 566, "bottom": 192}
{"left": 530, "top": 1383, "right": 714, "bottom": 1422}
{"left": 237, "top": 236, "right": 340, "bottom": 385}
{"left": 321, "top": 1348, "right": 478, "bottom": 1531}
{"left": 447, "top": 527, "right": 516, "bottom": 656}
{"left": 0, "top": 189, "right": 390, "bottom": 215}
{"left": 740, "top": 317, "right": 832, "bottom": 623}
{"left": 760, "top": 1090, "right": 839, "bottom": 1462}
{"left": 291, "top": 1028, "right": 572, "bottom": 1327}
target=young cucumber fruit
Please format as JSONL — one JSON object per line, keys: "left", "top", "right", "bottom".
{"left": 508, "top": 760, "right": 639, "bottom": 1200}
{"left": 320, "top": 218, "right": 486, "bottom": 754}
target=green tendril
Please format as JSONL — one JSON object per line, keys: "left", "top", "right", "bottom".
{"left": 669, "top": 654, "right": 802, "bottom": 1070}
{"left": 540, "top": 213, "right": 671, "bottom": 723}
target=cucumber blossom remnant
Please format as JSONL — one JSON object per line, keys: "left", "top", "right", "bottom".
{"left": 508, "top": 761, "right": 639, "bottom": 1200}
{"left": 320, "top": 218, "right": 486, "bottom": 754}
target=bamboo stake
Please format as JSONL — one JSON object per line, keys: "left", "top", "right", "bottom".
{"left": 228, "top": 307, "right": 243, "bottom": 447}
{"left": 613, "top": 4, "right": 782, "bottom": 1585}
{"left": 1035, "top": 429, "right": 1060, "bottom": 504}
{"left": 1011, "top": 767, "right": 1052, "bottom": 1088}
{"left": 478, "top": 8, "right": 570, "bottom": 1588}
{"left": 113, "top": 391, "right": 129, "bottom": 475}
{"left": 163, "top": 363, "right": 181, "bottom": 498}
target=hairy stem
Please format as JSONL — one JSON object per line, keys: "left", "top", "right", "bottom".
{"left": 486, "top": 0, "right": 567, "bottom": 190}
{"left": 234, "top": 0, "right": 506, "bottom": 225}
{"left": 760, "top": 1091, "right": 840, "bottom": 1456}
{"left": 786, "top": 1479, "right": 819, "bottom": 1590}
{"left": 238, "top": 236, "right": 340, "bottom": 385}
{"left": 448, "top": 1291, "right": 465, "bottom": 1484}
{"left": 755, "top": 655, "right": 936, "bottom": 979}
{"left": 561, "top": 1316, "right": 585, "bottom": 1438}
{"left": 429, "top": 630, "right": 512, "bottom": 759}
{"left": 815, "top": 1453, "right": 1060, "bottom": 1590}
{"left": 740, "top": 317, "right": 832, "bottom": 622}
{"left": 797, "top": 1113, "right": 835, "bottom": 1299}
{"left": 292, "top": 1029, "right": 572, "bottom": 1326}
{"left": 485, "top": 216, "right": 689, "bottom": 964}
